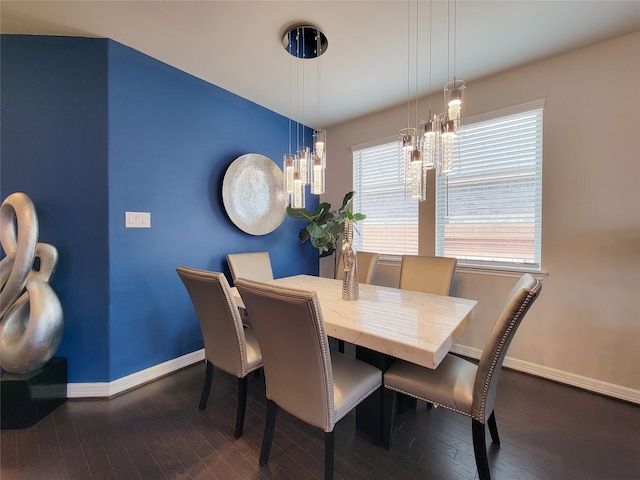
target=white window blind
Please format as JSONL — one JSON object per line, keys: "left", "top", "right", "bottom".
{"left": 352, "top": 139, "right": 418, "bottom": 255}
{"left": 436, "top": 100, "right": 544, "bottom": 270}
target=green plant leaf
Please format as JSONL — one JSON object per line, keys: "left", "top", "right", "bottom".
{"left": 307, "top": 223, "right": 331, "bottom": 248}
{"left": 320, "top": 245, "right": 335, "bottom": 258}
{"left": 298, "top": 227, "right": 310, "bottom": 243}
{"left": 327, "top": 223, "right": 344, "bottom": 236}
{"left": 311, "top": 202, "right": 332, "bottom": 219}
{"left": 338, "top": 191, "right": 354, "bottom": 213}
{"left": 286, "top": 206, "right": 314, "bottom": 221}
{"left": 317, "top": 211, "right": 335, "bottom": 225}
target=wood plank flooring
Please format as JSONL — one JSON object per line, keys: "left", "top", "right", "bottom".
{"left": 2, "top": 358, "right": 639, "bottom": 479}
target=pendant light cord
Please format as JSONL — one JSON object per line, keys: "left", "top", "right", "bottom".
{"left": 453, "top": 0, "right": 457, "bottom": 82}
{"left": 288, "top": 45, "right": 292, "bottom": 155}
{"left": 428, "top": 0, "right": 432, "bottom": 114}
{"left": 415, "top": 0, "right": 419, "bottom": 130}
{"left": 447, "top": 0, "right": 451, "bottom": 82}
{"left": 316, "top": 29, "right": 321, "bottom": 130}
{"left": 406, "top": 0, "right": 411, "bottom": 130}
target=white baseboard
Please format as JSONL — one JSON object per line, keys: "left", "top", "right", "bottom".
{"left": 450, "top": 344, "right": 640, "bottom": 405}
{"left": 67, "top": 345, "right": 639, "bottom": 405}
{"left": 67, "top": 349, "right": 205, "bottom": 398}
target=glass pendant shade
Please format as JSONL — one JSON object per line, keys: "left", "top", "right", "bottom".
{"left": 409, "top": 147, "right": 426, "bottom": 200}
{"left": 421, "top": 115, "right": 439, "bottom": 169}
{"left": 291, "top": 170, "right": 306, "bottom": 209}
{"left": 297, "top": 147, "right": 311, "bottom": 186}
{"left": 440, "top": 134, "right": 455, "bottom": 175}
{"left": 444, "top": 79, "right": 465, "bottom": 133}
{"left": 440, "top": 119, "right": 456, "bottom": 175}
{"left": 399, "top": 128, "right": 417, "bottom": 181}
{"left": 311, "top": 129, "right": 326, "bottom": 194}
{"left": 400, "top": 127, "right": 426, "bottom": 201}
{"left": 283, "top": 153, "right": 296, "bottom": 195}
{"left": 311, "top": 155, "right": 325, "bottom": 195}
{"left": 313, "top": 129, "right": 326, "bottom": 159}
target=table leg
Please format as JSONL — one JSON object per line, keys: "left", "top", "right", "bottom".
{"left": 355, "top": 346, "right": 395, "bottom": 443}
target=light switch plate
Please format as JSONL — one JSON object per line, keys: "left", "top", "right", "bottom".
{"left": 125, "top": 211, "right": 151, "bottom": 228}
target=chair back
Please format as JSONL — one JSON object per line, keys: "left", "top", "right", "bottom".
{"left": 176, "top": 267, "right": 252, "bottom": 377}
{"left": 399, "top": 255, "right": 457, "bottom": 295}
{"left": 472, "top": 273, "right": 542, "bottom": 422}
{"left": 227, "top": 252, "right": 274, "bottom": 282}
{"left": 235, "top": 278, "right": 335, "bottom": 431}
{"left": 336, "top": 251, "right": 379, "bottom": 284}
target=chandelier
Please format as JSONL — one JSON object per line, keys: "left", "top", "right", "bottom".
{"left": 401, "top": 0, "right": 466, "bottom": 201}
{"left": 282, "top": 24, "right": 328, "bottom": 209}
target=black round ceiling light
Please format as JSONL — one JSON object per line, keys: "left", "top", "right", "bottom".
{"left": 282, "top": 24, "right": 328, "bottom": 59}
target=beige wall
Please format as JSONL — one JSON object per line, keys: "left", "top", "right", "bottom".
{"left": 323, "top": 32, "right": 640, "bottom": 401}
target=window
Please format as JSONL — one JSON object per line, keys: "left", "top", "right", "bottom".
{"left": 436, "top": 100, "right": 544, "bottom": 270}
{"left": 352, "top": 138, "right": 418, "bottom": 255}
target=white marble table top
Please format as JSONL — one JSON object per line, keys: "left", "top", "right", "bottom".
{"left": 232, "top": 275, "right": 477, "bottom": 369}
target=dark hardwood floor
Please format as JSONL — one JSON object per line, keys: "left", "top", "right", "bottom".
{"left": 2, "top": 355, "right": 639, "bottom": 480}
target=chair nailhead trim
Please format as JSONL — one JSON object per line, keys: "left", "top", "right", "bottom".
{"left": 220, "top": 277, "right": 251, "bottom": 375}
{"left": 477, "top": 283, "right": 539, "bottom": 421}
{"left": 384, "top": 385, "right": 472, "bottom": 419}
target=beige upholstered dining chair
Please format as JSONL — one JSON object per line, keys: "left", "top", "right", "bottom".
{"left": 226, "top": 251, "right": 275, "bottom": 324}
{"left": 396, "top": 255, "right": 458, "bottom": 409}
{"left": 226, "top": 251, "right": 274, "bottom": 283}
{"left": 383, "top": 273, "right": 542, "bottom": 480}
{"left": 399, "top": 254, "right": 458, "bottom": 295}
{"left": 176, "top": 267, "right": 263, "bottom": 439}
{"left": 335, "top": 250, "right": 379, "bottom": 284}
{"left": 235, "top": 278, "right": 383, "bottom": 480}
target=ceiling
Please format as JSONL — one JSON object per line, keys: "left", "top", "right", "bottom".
{"left": 2, "top": 1, "right": 639, "bottom": 128}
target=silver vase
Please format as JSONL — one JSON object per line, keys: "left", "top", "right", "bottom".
{"left": 341, "top": 220, "right": 359, "bottom": 300}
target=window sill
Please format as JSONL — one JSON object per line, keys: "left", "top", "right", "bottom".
{"left": 377, "top": 255, "right": 548, "bottom": 280}
{"left": 456, "top": 265, "right": 548, "bottom": 279}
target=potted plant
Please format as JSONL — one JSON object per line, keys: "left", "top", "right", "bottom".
{"left": 286, "top": 191, "right": 366, "bottom": 274}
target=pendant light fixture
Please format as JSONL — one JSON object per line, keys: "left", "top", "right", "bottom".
{"left": 438, "top": 0, "right": 465, "bottom": 176}
{"left": 282, "top": 24, "right": 328, "bottom": 208}
{"left": 402, "top": 0, "right": 467, "bottom": 201}
{"left": 399, "top": 0, "right": 427, "bottom": 201}
{"left": 420, "top": 0, "right": 438, "bottom": 172}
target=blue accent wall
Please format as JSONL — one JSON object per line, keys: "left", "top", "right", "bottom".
{"left": 1, "top": 35, "right": 318, "bottom": 383}
{"left": 1, "top": 35, "right": 111, "bottom": 382}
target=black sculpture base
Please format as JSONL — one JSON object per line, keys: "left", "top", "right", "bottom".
{"left": 1, "top": 357, "right": 68, "bottom": 429}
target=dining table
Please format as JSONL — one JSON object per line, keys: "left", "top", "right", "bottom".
{"left": 231, "top": 274, "right": 478, "bottom": 440}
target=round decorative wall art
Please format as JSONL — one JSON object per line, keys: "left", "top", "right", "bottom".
{"left": 222, "top": 153, "right": 287, "bottom": 235}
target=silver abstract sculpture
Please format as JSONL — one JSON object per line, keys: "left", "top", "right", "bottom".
{"left": 341, "top": 220, "right": 359, "bottom": 301}
{"left": 0, "top": 192, "right": 63, "bottom": 373}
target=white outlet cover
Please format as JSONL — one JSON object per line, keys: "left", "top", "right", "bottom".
{"left": 125, "top": 211, "right": 151, "bottom": 228}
